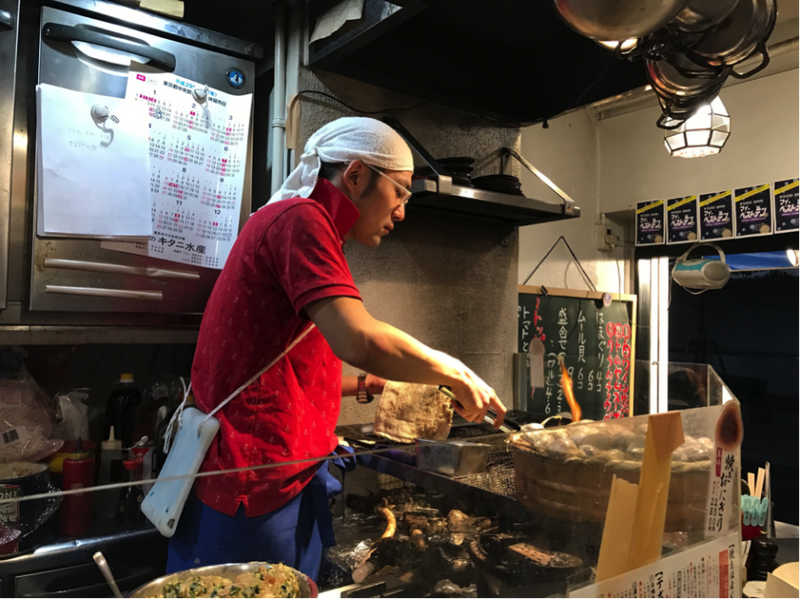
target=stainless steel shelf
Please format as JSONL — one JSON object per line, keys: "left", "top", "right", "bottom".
{"left": 408, "top": 179, "right": 581, "bottom": 227}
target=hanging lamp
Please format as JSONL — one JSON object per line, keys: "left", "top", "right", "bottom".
{"left": 664, "top": 96, "right": 731, "bottom": 158}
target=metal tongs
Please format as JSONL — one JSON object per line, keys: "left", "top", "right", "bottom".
{"left": 437, "top": 386, "right": 520, "bottom": 435}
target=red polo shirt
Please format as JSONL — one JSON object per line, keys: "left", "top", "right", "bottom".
{"left": 191, "top": 179, "right": 361, "bottom": 517}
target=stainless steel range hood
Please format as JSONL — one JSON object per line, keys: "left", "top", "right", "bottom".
{"left": 385, "top": 119, "right": 580, "bottom": 227}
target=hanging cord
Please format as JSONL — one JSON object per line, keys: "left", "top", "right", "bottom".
{"left": 522, "top": 235, "right": 597, "bottom": 291}
{"left": 162, "top": 378, "right": 192, "bottom": 454}
{"left": 201, "top": 324, "right": 316, "bottom": 425}
{"left": 161, "top": 325, "right": 316, "bottom": 451}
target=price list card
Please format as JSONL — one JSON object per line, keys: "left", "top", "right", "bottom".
{"left": 103, "top": 65, "right": 253, "bottom": 269}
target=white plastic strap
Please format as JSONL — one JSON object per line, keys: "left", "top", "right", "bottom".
{"left": 162, "top": 378, "right": 192, "bottom": 454}
{"left": 677, "top": 241, "right": 726, "bottom": 264}
{"left": 200, "top": 323, "right": 316, "bottom": 425}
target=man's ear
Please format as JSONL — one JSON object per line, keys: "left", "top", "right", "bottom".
{"left": 341, "top": 160, "right": 367, "bottom": 196}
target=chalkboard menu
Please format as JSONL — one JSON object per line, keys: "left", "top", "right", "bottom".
{"left": 517, "top": 286, "right": 637, "bottom": 421}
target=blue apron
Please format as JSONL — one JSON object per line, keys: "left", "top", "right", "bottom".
{"left": 166, "top": 448, "right": 355, "bottom": 581}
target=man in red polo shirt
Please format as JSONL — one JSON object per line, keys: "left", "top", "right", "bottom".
{"left": 167, "top": 117, "right": 506, "bottom": 579}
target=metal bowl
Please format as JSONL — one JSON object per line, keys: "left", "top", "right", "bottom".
{"left": 552, "top": 0, "right": 691, "bottom": 41}
{"left": 128, "top": 562, "right": 319, "bottom": 598}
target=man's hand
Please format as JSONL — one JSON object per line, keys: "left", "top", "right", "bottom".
{"left": 434, "top": 352, "right": 506, "bottom": 428}
{"left": 364, "top": 374, "right": 387, "bottom": 395}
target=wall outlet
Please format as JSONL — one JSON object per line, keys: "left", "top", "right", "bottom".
{"left": 595, "top": 223, "right": 619, "bottom": 251}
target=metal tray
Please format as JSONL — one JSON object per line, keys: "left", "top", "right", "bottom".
{"left": 128, "top": 562, "right": 318, "bottom": 598}
{"left": 416, "top": 440, "right": 490, "bottom": 477}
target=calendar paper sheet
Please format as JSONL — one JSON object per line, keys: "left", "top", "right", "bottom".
{"left": 36, "top": 84, "right": 152, "bottom": 238}
{"left": 102, "top": 65, "right": 253, "bottom": 270}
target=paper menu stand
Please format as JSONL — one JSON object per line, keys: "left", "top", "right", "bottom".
{"left": 571, "top": 532, "right": 742, "bottom": 598}
{"left": 36, "top": 84, "right": 152, "bottom": 239}
{"left": 765, "top": 563, "right": 800, "bottom": 598}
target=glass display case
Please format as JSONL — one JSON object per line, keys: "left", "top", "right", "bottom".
{"left": 0, "top": 363, "right": 744, "bottom": 598}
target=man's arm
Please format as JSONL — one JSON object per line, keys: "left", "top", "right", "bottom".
{"left": 305, "top": 296, "right": 505, "bottom": 426}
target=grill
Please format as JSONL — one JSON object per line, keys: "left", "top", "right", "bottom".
{"left": 341, "top": 421, "right": 507, "bottom": 448}
{"left": 342, "top": 421, "right": 522, "bottom": 504}
{"left": 455, "top": 443, "right": 516, "bottom": 498}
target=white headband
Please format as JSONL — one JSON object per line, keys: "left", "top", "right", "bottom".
{"left": 266, "top": 116, "right": 414, "bottom": 205}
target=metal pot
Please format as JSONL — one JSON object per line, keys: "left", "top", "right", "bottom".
{"left": 673, "top": 0, "right": 739, "bottom": 33}
{"left": 128, "top": 563, "right": 319, "bottom": 598}
{"left": 687, "top": 0, "right": 777, "bottom": 78}
{"left": 653, "top": 80, "right": 729, "bottom": 129}
{"left": 0, "top": 461, "right": 60, "bottom": 550}
{"left": 646, "top": 54, "right": 730, "bottom": 97}
{"left": 552, "top": 0, "right": 691, "bottom": 41}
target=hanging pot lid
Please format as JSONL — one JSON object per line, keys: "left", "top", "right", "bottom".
{"left": 646, "top": 54, "right": 730, "bottom": 98}
{"left": 672, "top": 0, "right": 739, "bottom": 33}
{"left": 688, "top": 0, "right": 777, "bottom": 67}
{"left": 552, "top": 0, "right": 691, "bottom": 41}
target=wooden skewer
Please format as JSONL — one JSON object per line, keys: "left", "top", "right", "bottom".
{"left": 755, "top": 467, "right": 766, "bottom": 499}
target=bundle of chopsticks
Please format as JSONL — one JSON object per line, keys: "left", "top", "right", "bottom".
{"left": 741, "top": 463, "right": 772, "bottom": 568}
{"left": 742, "top": 463, "right": 771, "bottom": 529}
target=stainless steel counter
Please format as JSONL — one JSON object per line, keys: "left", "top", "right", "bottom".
{"left": 0, "top": 519, "right": 166, "bottom": 597}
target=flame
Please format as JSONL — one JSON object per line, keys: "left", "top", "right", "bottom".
{"left": 559, "top": 358, "right": 582, "bottom": 423}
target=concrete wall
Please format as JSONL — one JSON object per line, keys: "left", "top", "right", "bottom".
{"left": 288, "top": 8, "right": 521, "bottom": 425}
{"left": 517, "top": 110, "right": 630, "bottom": 294}
{"left": 599, "top": 69, "right": 800, "bottom": 212}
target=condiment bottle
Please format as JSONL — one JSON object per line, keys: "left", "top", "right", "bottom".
{"left": 61, "top": 438, "right": 94, "bottom": 536}
{"left": 105, "top": 373, "right": 141, "bottom": 448}
{"left": 94, "top": 426, "right": 123, "bottom": 520}
{"left": 117, "top": 459, "right": 144, "bottom": 522}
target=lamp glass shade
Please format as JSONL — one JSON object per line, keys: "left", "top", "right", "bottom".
{"left": 664, "top": 96, "right": 731, "bottom": 159}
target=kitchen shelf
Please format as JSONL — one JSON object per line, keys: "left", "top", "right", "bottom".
{"left": 408, "top": 178, "right": 581, "bottom": 227}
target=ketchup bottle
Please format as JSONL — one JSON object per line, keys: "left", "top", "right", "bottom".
{"left": 61, "top": 438, "right": 94, "bottom": 536}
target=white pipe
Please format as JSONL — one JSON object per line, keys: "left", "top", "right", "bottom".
{"left": 271, "top": 2, "right": 287, "bottom": 195}
{"left": 656, "top": 257, "right": 670, "bottom": 414}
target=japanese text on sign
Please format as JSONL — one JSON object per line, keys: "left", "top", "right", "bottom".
{"left": 604, "top": 322, "right": 631, "bottom": 419}
{"left": 706, "top": 447, "right": 737, "bottom": 537}
{"left": 570, "top": 532, "right": 741, "bottom": 598}
{"left": 518, "top": 297, "right": 546, "bottom": 353}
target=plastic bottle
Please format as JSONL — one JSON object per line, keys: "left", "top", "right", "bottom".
{"left": 94, "top": 426, "right": 123, "bottom": 520}
{"left": 61, "top": 439, "right": 94, "bottom": 536}
{"left": 105, "top": 373, "right": 141, "bottom": 448}
{"left": 117, "top": 459, "right": 144, "bottom": 522}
